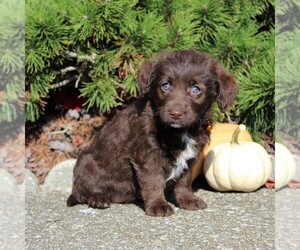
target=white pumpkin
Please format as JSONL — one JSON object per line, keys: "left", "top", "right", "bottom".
{"left": 204, "top": 124, "right": 272, "bottom": 192}
{"left": 275, "top": 142, "right": 296, "bottom": 190}
{"left": 192, "top": 123, "right": 253, "bottom": 181}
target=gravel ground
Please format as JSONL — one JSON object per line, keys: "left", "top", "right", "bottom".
{"left": 276, "top": 188, "right": 300, "bottom": 249}
{"left": 0, "top": 190, "right": 25, "bottom": 250}
{"left": 25, "top": 185, "right": 275, "bottom": 250}
{"left": 275, "top": 159, "right": 300, "bottom": 249}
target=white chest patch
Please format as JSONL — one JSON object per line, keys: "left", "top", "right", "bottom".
{"left": 166, "top": 132, "right": 197, "bottom": 182}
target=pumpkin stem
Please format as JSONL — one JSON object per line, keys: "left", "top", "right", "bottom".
{"left": 231, "top": 124, "right": 246, "bottom": 144}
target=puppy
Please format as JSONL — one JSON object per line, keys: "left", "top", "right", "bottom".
{"left": 67, "top": 50, "right": 238, "bottom": 217}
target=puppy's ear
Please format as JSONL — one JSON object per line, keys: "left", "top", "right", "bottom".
{"left": 215, "top": 63, "right": 238, "bottom": 112}
{"left": 137, "top": 60, "right": 153, "bottom": 96}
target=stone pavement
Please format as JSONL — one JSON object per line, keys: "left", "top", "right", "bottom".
{"left": 275, "top": 156, "right": 300, "bottom": 249}
{"left": 25, "top": 184, "right": 275, "bottom": 250}
{"left": 276, "top": 188, "right": 300, "bottom": 249}
{"left": 1, "top": 157, "right": 300, "bottom": 249}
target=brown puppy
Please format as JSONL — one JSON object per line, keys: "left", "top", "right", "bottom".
{"left": 67, "top": 50, "right": 238, "bottom": 217}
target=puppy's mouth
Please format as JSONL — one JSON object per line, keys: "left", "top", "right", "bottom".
{"left": 170, "top": 123, "right": 182, "bottom": 128}
{"left": 162, "top": 116, "right": 194, "bottom": 129}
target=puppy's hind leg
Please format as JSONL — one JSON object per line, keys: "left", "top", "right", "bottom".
{"left": 66, "top": 187, "right": 88, "bottom": 207}
{"left": 67, "top": 153, "right": 109, "bottom": 208}
{"left": 66, "top": 194, "right": 79, "bottom": 207}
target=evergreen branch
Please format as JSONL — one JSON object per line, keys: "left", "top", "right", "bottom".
{"left": 62, "top": 50, "right": 97, "bottom": 63}
{"left": 75, "top": 73, "right": 82, "bottom": 88}
{"left": 113, "top": 81, "right": 127, "bottom": 90}
{"left": 50, "top": 75, "right": 78, "bottom": 89}
{"left": 0, "top": 91, "right": 6, "bottom": 103}
{"left": 60, "top": 66, "right": 77, "bottom": 75}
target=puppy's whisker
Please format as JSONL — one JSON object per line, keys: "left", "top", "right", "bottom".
{"left": 153, "top": 111, "right": 161, "bottom": 117}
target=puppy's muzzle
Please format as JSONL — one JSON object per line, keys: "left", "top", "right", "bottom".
{"left": 167, "top": 105, "right": 188, "bottom": 128}
{"left": 169, "top": 110, "right": 183, "bottom": 120}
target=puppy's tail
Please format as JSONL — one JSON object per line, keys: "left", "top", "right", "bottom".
{"left": 67, "top": 194, "right": 79, "bottom": 207}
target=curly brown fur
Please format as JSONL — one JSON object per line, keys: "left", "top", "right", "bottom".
{"left": 67, "top": 50, "right": 238, "bottom": 217}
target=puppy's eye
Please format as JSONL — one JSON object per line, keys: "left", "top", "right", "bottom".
{"left": 191, "top": 86, "right": 201, "bottom": 94}
{"left": 161, "top": 82, "right": 171, "bottom": 91}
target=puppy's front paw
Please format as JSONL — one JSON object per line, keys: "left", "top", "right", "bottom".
{"left": 88, "top": 195, "right": 111, "bottom": 209}
{"left": 177, "top": 197, "right": 207, "bottom": 211}
{"left": 146, "top": 202, "right": 174, "bottom": 217}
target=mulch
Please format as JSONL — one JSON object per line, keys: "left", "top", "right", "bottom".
{"left": 25, "top": 109, "right": 105, "bottom": 183}
{"left": 0, "top": 127, "right": 25, "bottom": 184}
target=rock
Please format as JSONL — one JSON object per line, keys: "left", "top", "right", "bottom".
{"left": 49, "top": 140, "right": 74, "bottom": 153}
{"left": 83, "top": 114, "right": 91, "bottom": 121}
{"left": 66, "top": 109, "right": 80, "bottom": 120}
{"left": 43, "top": 159, "right": 77, "bottom": 192}
{"left": 23, "top": 169, "right": 39, "bottom": 192}
{"left": 0, "top": 168, "right": 17, "bottom": 192}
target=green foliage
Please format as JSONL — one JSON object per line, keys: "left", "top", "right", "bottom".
{"left": 275, "top": 0, "right": 300, "bottom": 138}
{"left": 25, "top": 0, "right": 275, "bottom": 138}
{"left": 236, "top": 49, "right": 275, "bottom": 134}
{"left": 166, "top": 9, "right": 200, "bottom": 50}
{"left": 0, "top": 0, "right": 24, "bottom": 123}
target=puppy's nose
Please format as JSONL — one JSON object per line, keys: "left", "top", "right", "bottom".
{"left": 169, "top": 110, "right": 183, "bottom": 120}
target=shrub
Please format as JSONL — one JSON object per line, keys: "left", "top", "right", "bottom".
{"left": 275, "top": 0, "right": 300, "bottom": 138}
{"left": 25, "top": 0, "right": 274, "bottom": 137}
{"left": 0, "top": 0, "right": 24, "bottom": 123}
